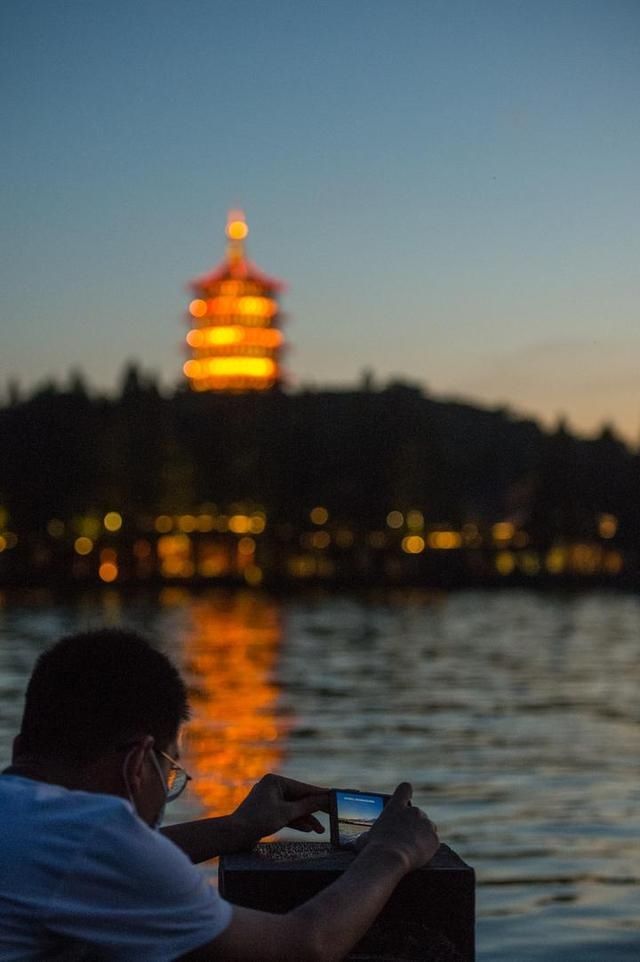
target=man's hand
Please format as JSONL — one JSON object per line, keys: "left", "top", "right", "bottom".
{"left": 189, "top": 782, "right": 441, "bottom": 961}
{"left": 162, "top": 773, "right": 328, "bottom": 863}
{"left": 177, "top": 780, "right": 440, "bottom": 961}
{"left": 233, "top": 773, "right": 329, "bottom": 845}
{"left": 357, "top": 782, "right": 439, "bottom": 872}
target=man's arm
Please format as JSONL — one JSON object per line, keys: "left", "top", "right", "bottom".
{"left": 162, "top": 774, "right": 328, "bottom": 863}
{"left": 178, "top": 783, "right": 439, "bottom": 962}
{"left": 161, "top": 814, "right": 253, "bottom": 861}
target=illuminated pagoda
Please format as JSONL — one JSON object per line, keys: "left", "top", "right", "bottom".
{"left": 183, "top": 211, "right": 286, "bottom": 391}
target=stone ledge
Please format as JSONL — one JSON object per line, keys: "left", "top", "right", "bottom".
{"left": 219, "top": 841, "right": 475, "bottom": 961}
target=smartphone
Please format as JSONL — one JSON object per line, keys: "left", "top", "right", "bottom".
{"left": 329, "top": 788, "right": 391, "bottom": 849}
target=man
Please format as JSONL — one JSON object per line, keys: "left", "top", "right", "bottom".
{"left": 0, "top": 628, "right": 439, "bottom": 961}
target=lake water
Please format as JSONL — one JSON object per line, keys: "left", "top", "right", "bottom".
{"left": 0, "top": 587, "right": 638, "bottom": 961}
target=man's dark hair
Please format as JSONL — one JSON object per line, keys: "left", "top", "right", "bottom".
{"left": 19, "top": 628, "right": 190, "bottom": 766}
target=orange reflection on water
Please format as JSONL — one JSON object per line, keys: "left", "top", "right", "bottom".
{"left": 182, "top": 592, "right": 285, "bottom": 818}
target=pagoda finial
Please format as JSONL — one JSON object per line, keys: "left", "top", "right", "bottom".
{"left": 226, "top": 209, "right": 248, "bottom": 263}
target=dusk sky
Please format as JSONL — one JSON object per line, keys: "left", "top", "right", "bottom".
{"left": 2, "top": 1, "right": 639, "bottom": 438}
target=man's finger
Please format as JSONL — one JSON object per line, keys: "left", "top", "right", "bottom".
{"left": 289, "top": 821, "right": 312, "bottom": 833}
{"left": 288, "top": 814, "right": 325, "bottom": 834}
{"left": 269, "top": 774, "right": 330, "bottom": 806}
{"left": 288, "top": 794, "right": 330, "bottom": 822}
{"left": 388, "top": 782, "right": 413, "bottom": 808}
{"left": 354, "top": 830, "right": 370, "bottom": 852}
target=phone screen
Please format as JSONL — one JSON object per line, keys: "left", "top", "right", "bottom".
{"left": 331, "top": 789, "right": 388, "bottom": 848}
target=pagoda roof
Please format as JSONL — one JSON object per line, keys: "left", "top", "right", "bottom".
{"left": 190, "top": 255, "right": 286, "bottom": 293}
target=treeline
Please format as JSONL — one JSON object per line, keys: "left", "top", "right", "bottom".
{"left": 1, "top": 364, "right": 638, "bottom": 547}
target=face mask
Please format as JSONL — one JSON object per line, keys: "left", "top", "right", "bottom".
{"left": 148, "top": 750, "right": 168, "bottom": 829}
{"left": 151, "top": 801, "right": 166, "bottom": 830}
{"left": 122, "top": 747, "right": 167, "bottom": 830}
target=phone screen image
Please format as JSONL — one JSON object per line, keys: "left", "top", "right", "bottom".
{"left": 333, "top": 790, "right": 387, "bottom": 848}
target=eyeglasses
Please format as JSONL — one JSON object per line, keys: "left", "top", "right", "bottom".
{"left": 153, "top": 749, "right": 192, "bottom": 802}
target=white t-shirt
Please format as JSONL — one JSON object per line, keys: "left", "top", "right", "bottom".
{"left": 0, "top": 774, "right": 232, "bottom": 961}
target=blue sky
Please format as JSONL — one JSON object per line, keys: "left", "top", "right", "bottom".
{"left": 2, "top": 0, "right": 639, "bottom": 437}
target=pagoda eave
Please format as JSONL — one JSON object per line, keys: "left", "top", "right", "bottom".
{"left": 190, "top": 259, "right": 286, "bottom": 293}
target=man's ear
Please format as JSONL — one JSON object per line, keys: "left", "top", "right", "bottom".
{"left": 122, "top": 735, "right": 155, "bottom": 795}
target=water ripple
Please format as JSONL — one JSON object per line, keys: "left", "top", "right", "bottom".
{"left": 1, "top": 588, "right": 638, "bottom": 961}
